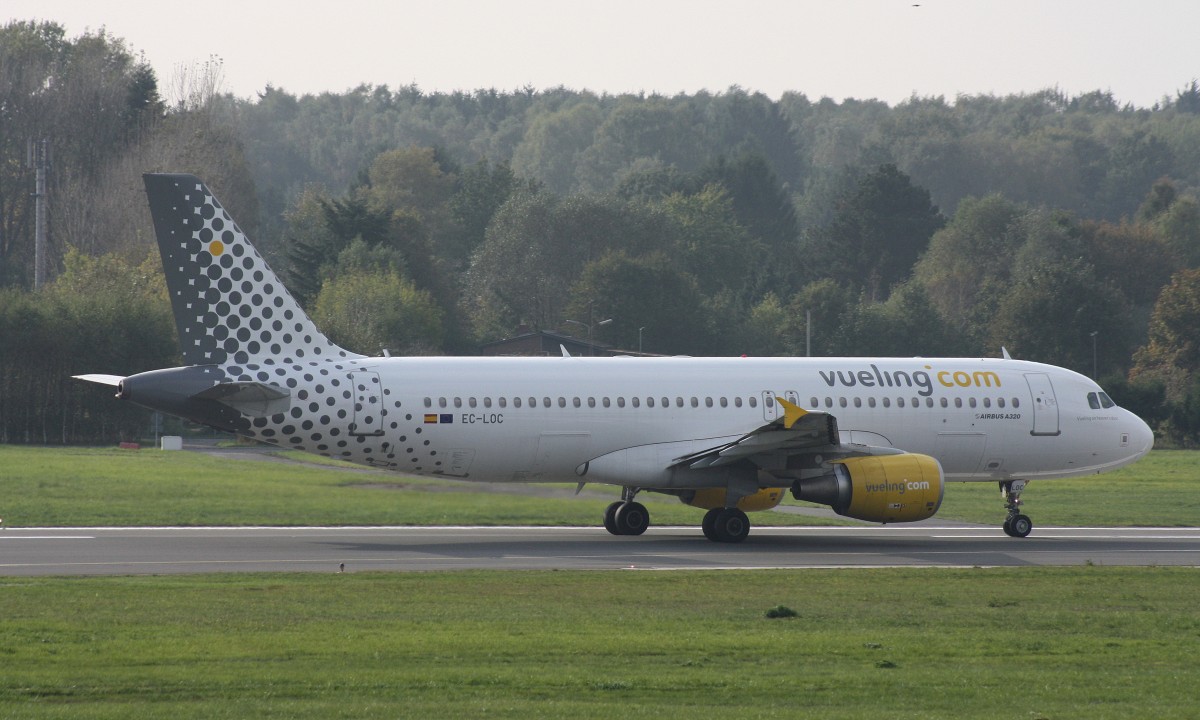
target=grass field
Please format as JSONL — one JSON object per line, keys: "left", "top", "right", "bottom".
{"left": 0, "top": 445, "right": 1197, "bottom": 528}
{"left": 2, "top": 568, "right": 1197, "bottom": 719}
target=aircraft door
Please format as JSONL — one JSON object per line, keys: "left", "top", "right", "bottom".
{"left": 1025, "top": 373, "right": 1060, "bottom": 436}
{"left": 349, "top": 371, "right": 384, "bottom": 436}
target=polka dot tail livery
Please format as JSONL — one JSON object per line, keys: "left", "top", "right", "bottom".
{"left": 143, "top": 174, "right": 357, "bottom": 367}
{"left": 137, "top": 173, "right": 386, "bottom": 457}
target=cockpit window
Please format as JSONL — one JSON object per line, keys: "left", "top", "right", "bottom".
{"left": 1088, "top": 392, "right": 1101, "bottom": 410}
{"left": 1088, "top": 391, "right": 1117, "bottom": 410}
{"left": 1099, "top": 392, "right": 1115, "bottom": 409}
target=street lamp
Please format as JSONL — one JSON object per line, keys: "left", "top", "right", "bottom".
{"left": 1090, "top": 331, "right": 1098, "bottom": 379}
{"left": 565, "top": 318, "right": 613, "bottom": 356}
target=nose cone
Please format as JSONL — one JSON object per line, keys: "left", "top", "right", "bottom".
{"left": 1132, "top": 413, "right": 1155, "bottom": 459}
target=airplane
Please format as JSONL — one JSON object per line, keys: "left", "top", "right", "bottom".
{"left": 76, "top": 174, "right": 1155, "bottom": 542}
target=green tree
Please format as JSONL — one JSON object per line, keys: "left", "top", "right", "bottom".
{"left": 566, "top": 251, "right": 711, "bottom": 355}
{"left": 313, "top": 267, "right": 443, "bottom": 355}
{"left": 814, "top": 164, "right": 944, "bottom": 301}
{"left": 914, "top": 194, "right": 1026, "bottom": 348}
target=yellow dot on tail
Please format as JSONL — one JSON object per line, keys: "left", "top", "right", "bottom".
{"left": 209, "top": 240, "right": 225, "bottom": 256}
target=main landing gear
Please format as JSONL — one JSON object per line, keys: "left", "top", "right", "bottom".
{"left": 702, "top": 507, "right": 750, "bottom": 543}
{"left": 1000, "top": 479, "right": 1033, "bottom": 538}
{"left": 601, "top": 489, "right": 752, "bottom": 543}
{"left": 603, "top": 488, "right": 649, "bottom": 536}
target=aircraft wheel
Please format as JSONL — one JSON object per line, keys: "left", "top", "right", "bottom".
{"left": 1007, "top": 514, "right": 1033, "bottom": 538}
{"left": 614, "top": 501, "right": 649, "bottom": 536}
{"left": 701, "top": 508, "right": 721, "bottom": 541}
{"left": 712, "top": 508, "right": 750, "bottom": 543}
{"left": 603, "top": 501, "right": 623, "bottom": 535}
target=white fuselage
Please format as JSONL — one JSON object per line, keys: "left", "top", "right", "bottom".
{"left": 308, "top": 355, "right": 1152, "bottom": 486}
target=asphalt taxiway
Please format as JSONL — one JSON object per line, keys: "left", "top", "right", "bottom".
{"left": 2, "top": 525, "right": 1199, "bottom": 576}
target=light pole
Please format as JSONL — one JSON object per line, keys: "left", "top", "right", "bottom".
{"left": 565, "top": 318, "right": 612, "bottom": 356}
{"left": 1090, "top": 331, "right": 1098, "bottom": 378}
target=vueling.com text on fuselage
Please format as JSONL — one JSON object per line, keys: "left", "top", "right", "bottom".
{"left": 817, "top": 364, "right": 1002, "bottom": 398}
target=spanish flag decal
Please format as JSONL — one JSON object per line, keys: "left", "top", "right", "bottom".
{"left": 424, "top": 414, "right": 438, "bottom": 424}
{"left": 424, "top": 414, "right": 453, "bottom": 424}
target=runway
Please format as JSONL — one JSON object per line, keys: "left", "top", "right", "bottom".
{"left": 3, "top": 525, "right": 1200, "bottom": 575}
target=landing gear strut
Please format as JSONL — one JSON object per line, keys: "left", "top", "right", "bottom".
{"left": 603, "top": 488, "right": 649, "bottom": 536}
{"left": 1000, "top": 480, "right": 1033, "bottom": 538}
{"left": 701, "top": 507, "right": 750, "bottom": 543}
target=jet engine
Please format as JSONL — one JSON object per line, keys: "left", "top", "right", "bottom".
{"left": 791, "top": 454, "right": 944, "bottom": 523}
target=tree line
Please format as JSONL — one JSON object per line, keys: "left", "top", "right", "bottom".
{"left": 2, "top": 20, "right": 1200, "bottom": 442}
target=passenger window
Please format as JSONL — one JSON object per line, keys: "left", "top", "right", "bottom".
{"left": 498, "top": 397, "right": 507, "bottom": 408}
{"left": 469, "top": 397, "right": 477, "bottom": 408}
{"left": 940, "top": 397, "right": 948, "bottom": 408}
{"left": 587, "top": 397, "right": 595, "bottom": 408}
{"left": 720, "top": 397, "right": 728, "bottom": 408}
{"left": 705, "top": 397, "right": 713, "bottom": 408}
{"left": 766, "top": 396, "right": 775, "bottom": 408}
{"left": 926, "top": 397, "right": 934, "bottom": 408}
{"left": 513, "top": 397, "right": 521, "bottom": 408}
{"left": 983, "top": 397, "right": 991, "bottom": 408}
{"left": 529, "top": 397, "right": 537, "bottom": 408}
{"left": 1012, "top": 398, "right": 1020, "bottom": 408}
{"left": 882, "top": 397, "right": 891, "bottom": 408}
{"left": 897, "top": 398, "right": 905, "bottom": 408}
{"left": 969, "top": 398, "right": 977, "bottom": 408}
{"left": 542, "top": 397, "right": 551, "bottom": 408}
{"left": 632, "top": 397, "right": 640, "bottom": 408}
{"left": 854, "top": 397, "right": 862, "bottom": 408}
{"left": 691, "top": 397, "right": 699, "bottom": 408}
{"left": 913, "top": 397, "right": 920, "bottom": 408}
{"left": 997, "top": 397, "right": 1005, "bottom": 409}
{"left": 603, "top": 397, "right": 611, "bottom": 408}
{"left": 868, "top": 397, "right": 877, "bottom": 408}
{"left": 483, "top": 397, "right": 492, "bottom": 408}
{"left": 454, "top": 397, "right": 463, "bottom": 408}
{"left": 618, "top": 397, "right": 626, "bottom": 408}
{"left": 810, "top": 397, "right": 818, "bottom": 407}
{"left": 424, "top": 397, "right": 432, "bottom": 408}
{"left": 648, "top": 397, "right": 656, "bottom": 408}
{"left": 662, "top": 397, "right": 669, "bottom": 408}
{"left": 734, "top": 397, "right": 742, "bottom": 408}
{"left": 676, "top": 397, "right": 684, "bottom": 408}
{"left": 572, "top": 397, "right": 580, "bottom": 408}
{"left": 954, "top": 398, "right": 962, "bottom": 408}
{"left": 839, "top": 397, "right": 847, "bottom": 408}
{"left": 749, "top": 397, "right": 757, "bottom": 408}
{"left": 558, "top": 397, "right": 566, "bottom": 408}
{"left": 825, "top": 397, "right": 833, "bottom": 408}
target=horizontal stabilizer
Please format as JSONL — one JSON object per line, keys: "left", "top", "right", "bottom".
{"left": 72, "top": 374, "right": 125, "bottom": 387}
{"left": 192, "top": 381, "right": 291, "bottom": 418}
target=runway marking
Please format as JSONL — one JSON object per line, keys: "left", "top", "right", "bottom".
{"left": 0, "top": 536, "right": 94, "bottom": 540}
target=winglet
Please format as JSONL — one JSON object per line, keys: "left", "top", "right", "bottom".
{"left": 775, "top": 395, "right": 807, "bottom": 429}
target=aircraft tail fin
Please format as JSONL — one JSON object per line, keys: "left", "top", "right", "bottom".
{"left": 143, "top": 173, "right": 359, "bottom": 366}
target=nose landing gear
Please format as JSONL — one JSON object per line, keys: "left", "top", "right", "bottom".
{"left": 1000, "top": 480, "right": 1033, "bottom": 538}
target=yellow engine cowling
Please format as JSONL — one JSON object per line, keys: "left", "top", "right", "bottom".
{"left": 793, "top": 454, "right": 944, "bottom": 523}
{"left": 682, "top": 487, "right": 786, "bottom": 513}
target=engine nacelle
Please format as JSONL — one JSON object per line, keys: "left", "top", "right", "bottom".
{"left": 791, "top": 454, "right": 944, "bottom": 523}
{"left": 681, "top": 487, "right": 786, "bottom": 513}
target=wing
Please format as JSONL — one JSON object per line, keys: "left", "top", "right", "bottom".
{"left": 670, "top": 395, "right": 901, "bottom": 471}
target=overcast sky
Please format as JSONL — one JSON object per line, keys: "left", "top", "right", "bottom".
{"left": 7, "top": 0, "right": 1198, "bottom": 108}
